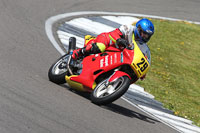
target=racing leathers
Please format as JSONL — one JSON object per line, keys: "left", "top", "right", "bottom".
{"left": 72, "top": 24, "right": 151, "bottom": 65}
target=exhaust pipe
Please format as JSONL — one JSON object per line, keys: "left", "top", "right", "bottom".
{"left": 68, "top": 37, "right": 76, "bottom": 54}
{"left": 67, "top": 37, "right": 76, "bottom": 75}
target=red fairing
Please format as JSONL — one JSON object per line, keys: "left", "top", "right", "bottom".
{"left": 69, "top": 49, "right": 134, "bottom": 90}
{"left": 108, "top": 71, "right": 131, "bottom": 82}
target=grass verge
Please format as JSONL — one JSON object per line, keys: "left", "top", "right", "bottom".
{"left": 137, "top": 19, "right": 200, "bottom": 127}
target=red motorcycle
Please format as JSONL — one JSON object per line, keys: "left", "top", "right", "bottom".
{"left": 48, "top": 36, "right": 151, "bottom": 105}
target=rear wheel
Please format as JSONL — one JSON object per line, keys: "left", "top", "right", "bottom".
{"left": 48, "top": 54, "right": 70, "bottom": 84}
{"left": 91, "top": 76, "right": 130, "bottom": 105}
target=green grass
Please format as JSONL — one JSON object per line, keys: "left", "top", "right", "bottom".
{"left": 136, "top": 19, "right": 200, "bottom": 127}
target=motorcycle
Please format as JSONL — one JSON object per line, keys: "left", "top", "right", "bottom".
{"left": 48, "top": 35, "right": 151, "bottom": 105}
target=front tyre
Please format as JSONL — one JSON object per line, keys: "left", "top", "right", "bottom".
{"left": 48, "top": 54, "right": 70, "bottom": 84}
{"left": 91, "top": 76, "right": 130, "bottom": 105}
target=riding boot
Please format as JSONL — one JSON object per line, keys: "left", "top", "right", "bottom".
{"left": 71, "top": 43, "right": 95, "bottom": 60}
{"left": 71, "top": 48, "right": 84, "bottom": 60}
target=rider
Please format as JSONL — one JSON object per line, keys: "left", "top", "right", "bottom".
{"left": 71, "top": 18, "right": 154, "bottom": 79}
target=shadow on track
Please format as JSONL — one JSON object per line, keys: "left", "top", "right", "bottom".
{"left": 103, "top": 103, "right": 160, "bottom": 124}
{"left": 61, "top": 84, "right": 91, "bottom": 99}
{"left": 61, "top": 84, "right": 159, "bottom": 124}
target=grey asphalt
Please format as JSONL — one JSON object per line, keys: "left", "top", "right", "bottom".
{"left": 0, "top": 0, "right": 199, "bottom": 132}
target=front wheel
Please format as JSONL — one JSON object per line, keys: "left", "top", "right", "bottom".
{"left": 48, "top": 54, "right": 70, "bottom": 84}
{"left": 91, "top": 76, "right": 130, "bottom": 105}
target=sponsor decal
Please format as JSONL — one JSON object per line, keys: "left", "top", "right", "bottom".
{"left": 114, "top": 53, "right": 117, "bottom": 63}
{"left": 110, "top": 55, "right": 113, "bottom": 65}
{"left": 105, "top": 55, "right": 109, "bottom": 66}
{"left": 100, "top": 58, "right": 104, "bottom": 68}
{"left": 100, "top": 55, "right": 112, "bottom": 68}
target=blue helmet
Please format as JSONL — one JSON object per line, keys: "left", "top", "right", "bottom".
{"left": 134, "top": 18, "right": 154, "bottom": 43}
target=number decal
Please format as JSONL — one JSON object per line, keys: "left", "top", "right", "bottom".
{"left": 136, "top": 58, "right": 148, "bottom": 72}
{"left": 137, "top": 58, "right": 145, "bottom": 67}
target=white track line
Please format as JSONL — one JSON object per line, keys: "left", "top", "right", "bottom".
{"left": 67, "top": 18, "right": 115, "bottom": 34}
{"left": 121, "top": 97, "right": 183, "bottom": 132}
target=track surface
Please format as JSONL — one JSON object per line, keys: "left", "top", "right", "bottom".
{"left": 0, "top": 0, "right": 200, "bottom": 132}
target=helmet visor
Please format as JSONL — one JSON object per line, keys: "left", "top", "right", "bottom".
{"left": 139, "top": 28, "right": 151, "bottom": 41}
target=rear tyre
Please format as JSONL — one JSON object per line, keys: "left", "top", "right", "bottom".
{"left": 91, "top": 76, "right": 130, "bottom": 105}
{"left": 48, "top": 54, "right": 70, "bottom": 84}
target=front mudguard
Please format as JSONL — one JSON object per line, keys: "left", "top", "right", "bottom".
{"left": 108, "top": 71, "right": 131, "bottom": 83}
{"left": 91, "top": 71, "right": 131, "bottom": 105}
